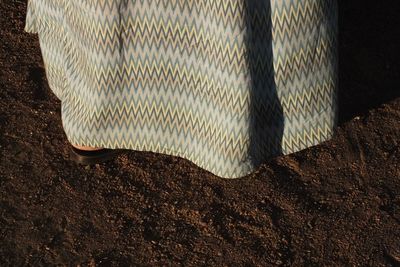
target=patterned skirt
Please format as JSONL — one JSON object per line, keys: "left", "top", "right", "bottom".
{"left": 24, "top": 0, "right": 339, "bottom": 179}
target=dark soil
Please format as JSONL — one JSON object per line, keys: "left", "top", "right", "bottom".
{"left": 1, "top": 1, "right": 399, "bottom": 266}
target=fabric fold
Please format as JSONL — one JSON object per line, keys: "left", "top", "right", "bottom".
{"left": 25, "top": 0, "right": 68, "bottom": 102}
{"left": 24, "top": 0, "right": 339, "bottom": 179}
{"left": 24, "top": 0, "right": 38, "bottom": 33}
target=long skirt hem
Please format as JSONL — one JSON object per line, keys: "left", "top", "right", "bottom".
{"left": 24, "top": 0, "right": 339, "bottom": 179}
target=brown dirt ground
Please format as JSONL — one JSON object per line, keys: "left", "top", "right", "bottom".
{"left": 1, "top": 1, "right": 399, "bottom": 266}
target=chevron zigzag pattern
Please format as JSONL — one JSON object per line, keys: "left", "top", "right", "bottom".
{"left": 24, "top": 0, "right": 338, "bottom": 179}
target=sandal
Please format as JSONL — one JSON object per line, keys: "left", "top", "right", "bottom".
{"left": 69, "top": 145, "right": 126, "bottom": 165}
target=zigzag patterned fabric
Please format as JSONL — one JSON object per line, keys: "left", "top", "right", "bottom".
{"left": 24, "top": 0, "right": 338, "bottom": 179}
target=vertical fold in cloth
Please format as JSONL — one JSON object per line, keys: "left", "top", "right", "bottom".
{"left": 24, "top": 0, "right": 339, "bottom": 179}
{"left": 24, "top": 0, "right": 38, "bottom": 33}
{"left": 24, "top": 0, "right": 68, "bottom": 102}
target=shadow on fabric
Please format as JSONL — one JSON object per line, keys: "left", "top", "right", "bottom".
{"left": 243, "top": 0, "right": 285, "bottom": 167}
